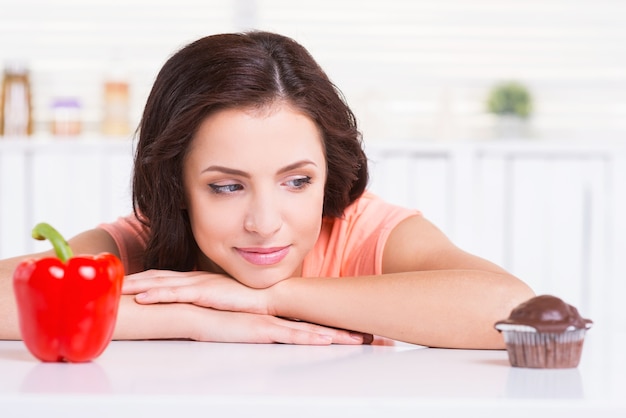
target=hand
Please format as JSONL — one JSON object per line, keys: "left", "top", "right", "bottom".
{"left": 122, "top": 270, "right": 373, "bottom": 345}
{"left": 123, "top": 270, "right": 269, "bottom": 314}
{"left": 190, "top": 308, "right": 372, "bottom": 345}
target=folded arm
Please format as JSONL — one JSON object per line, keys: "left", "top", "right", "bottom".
{"left": 0, "top": 229, "right": 367, "bottom": 345}
{"left": 268, "top": 215, "right": 535, "bottom": 348}
{"left": 125, "top": 216, "right": 535, "bottom": 349}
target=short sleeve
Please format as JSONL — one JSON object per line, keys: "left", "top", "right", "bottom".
{"left": 302, "top": 192, "right": 420, "bottom": 277}
{"left": 98, "top": 214, "right": 149, "bottom": 274}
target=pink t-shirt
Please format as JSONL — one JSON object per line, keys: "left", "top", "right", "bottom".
{"left": 98, "top": 192, "right": 420, "bottom": 277}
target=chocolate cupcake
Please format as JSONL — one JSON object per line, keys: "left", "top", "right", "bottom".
{"left": 495, "top": 295, "right": 592, "bottom": 368}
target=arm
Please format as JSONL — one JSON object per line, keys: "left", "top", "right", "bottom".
{"left": 268, "top": 215, "right": 535, "bottom": 348}
{"left": 125, "top": 215, "right": 534, "bottom": 348}
{"left": 1, "top": 229, "right": 367, "bottom": 344}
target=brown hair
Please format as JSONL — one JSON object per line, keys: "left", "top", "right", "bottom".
{"left": 133, "top": 31, "right": 368, "bottom": 271}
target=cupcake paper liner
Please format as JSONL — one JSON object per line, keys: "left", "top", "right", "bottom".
{"left": 500, "top": 329, "right": 588, "bottom": 369}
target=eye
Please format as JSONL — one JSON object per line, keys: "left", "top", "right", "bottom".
{"left": 209, "top": 183, "right": 243, "bottom": 194}
{"left": 285, "top": 176, "right": 312, "bottom": 190}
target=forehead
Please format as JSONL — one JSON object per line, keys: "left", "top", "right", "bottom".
{"left": 186, "top": 102, "right": 326, "bottom": 169}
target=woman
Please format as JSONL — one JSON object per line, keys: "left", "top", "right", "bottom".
{"left": 0, "top": 31, "right": 534, "bottom": 347}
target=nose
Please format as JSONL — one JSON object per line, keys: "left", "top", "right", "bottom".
{"left": 243, "top": 192, "right": 283, "bottom": 237}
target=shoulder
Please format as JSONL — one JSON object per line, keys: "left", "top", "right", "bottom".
{"left": 321, "top": 192, "right": 420, "bottom": 246}
{"left": 99, "top": 214, "right": 149, "bottom": 247}
{"left": 306, "top": 192, "right": 420, "bottom": 276}
{"left": 337, "top": 191, "right": 420, "bottom": 227}
{"left": 98, "top": 214, "right": 149, "bottom": 274}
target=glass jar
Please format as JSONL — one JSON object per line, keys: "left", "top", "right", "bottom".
{"left": 102, "top": 79, "right": 130, "bottom": 136}
{"left": 1, "top": 62, "right": 33, "bottom": 137}
{"left": 51, "top": 97, "right": 81, "bottom": 136}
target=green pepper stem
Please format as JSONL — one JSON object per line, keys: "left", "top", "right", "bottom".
{"left": 32, "top": 222, "right": 74, "bottom": 262}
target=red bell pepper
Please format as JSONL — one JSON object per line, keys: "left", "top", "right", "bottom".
{"left": 13, "top": 222, "right": 124, "bottom": 362}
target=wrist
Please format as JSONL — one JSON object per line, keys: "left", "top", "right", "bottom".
{"left": 114, "top": 296, "right": 198, "bottom": 340}
{"left": 266, "top": 277, "right": 291, "bottom": 317}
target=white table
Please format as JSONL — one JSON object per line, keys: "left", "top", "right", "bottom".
{"left": 1, "top": 324, "right": 624, "bottom": 417}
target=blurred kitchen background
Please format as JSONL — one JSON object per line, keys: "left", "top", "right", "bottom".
{"left": 1, "top": 0, "right": 625, "bottom": 324}
{"left": 1, "top": 0, "right": 626, "bottom": 140}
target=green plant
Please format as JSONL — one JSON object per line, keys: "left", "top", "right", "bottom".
{"left": 486, "top": 81, "right": 532, "bottom": 118}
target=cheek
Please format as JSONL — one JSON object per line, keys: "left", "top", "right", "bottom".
{"left": 292, "top": 189, "right": 325, "bottom": 238}
{"left": 186, "top": 196, "right": 239, "bottom": 246}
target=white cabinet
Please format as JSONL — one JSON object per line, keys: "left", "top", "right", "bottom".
{"left": 0, "top": 139, "right": 134, "bottom": 257}
{"left": 474, "top": 151, "right": 611, "bottom": 319}
{"left": 366, "top": 141, "right": 626, "bottom": 323}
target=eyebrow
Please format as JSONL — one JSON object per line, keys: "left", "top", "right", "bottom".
{"left": 201, "top": 160, "right": 318, "bottom": 177}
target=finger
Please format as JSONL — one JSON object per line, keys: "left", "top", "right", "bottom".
{"left": 122, "top": 273, "right": 205, "bottom": 294}
{"left": 194, "top": 312, "right": 336, "bottom": 344}
{"left": 266, "top": 325, "right": 334, "bottom": 345}
{"left": 282, "top": 320, "right": 371, "bottom": 345}
{"left": 125, "top": 270, "right": 207, "bottom": 283}
{"left": 125, "top": 269, "right": 193, "bottom": 280}
{"left": 134, "top": 285, "right": 204, "bottom": 305}
{"left": 275, "top": 320, "right": 366, "bottom": 345}
{"left": 122, "top": 279, "right": 166, "bottom": 294}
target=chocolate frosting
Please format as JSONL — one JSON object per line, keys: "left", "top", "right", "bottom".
{"left": 495, "top": 294, "right": 593, "bottom": 333}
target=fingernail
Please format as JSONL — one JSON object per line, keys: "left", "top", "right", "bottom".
{"left": 136, "top": 292, "right": 147, "bottom": 300}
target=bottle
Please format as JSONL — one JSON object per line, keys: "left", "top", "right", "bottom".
{"left": 101, "top": 77, "right": 130, "bottom": 136}
{"left": 51, "top": 97, "right": 82, "bottom": 136}
{"left": 1, "top": 62, "right": 33, "bottom": 137}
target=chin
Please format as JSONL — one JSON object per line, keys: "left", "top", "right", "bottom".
{"left": 238, "top": 269, "right": 292, "bottom": 289}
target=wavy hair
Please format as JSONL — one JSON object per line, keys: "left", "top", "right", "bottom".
{"left": 133, "top": 31, "right": 368, "bottom": 271}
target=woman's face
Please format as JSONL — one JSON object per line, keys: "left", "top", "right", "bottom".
{"left": 183, "top": 102, "right": 327, "bottom": 288}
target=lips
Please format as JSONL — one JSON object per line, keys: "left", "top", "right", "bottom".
{"left": 235, "top": 246, "right": 290, "bottom": 266}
